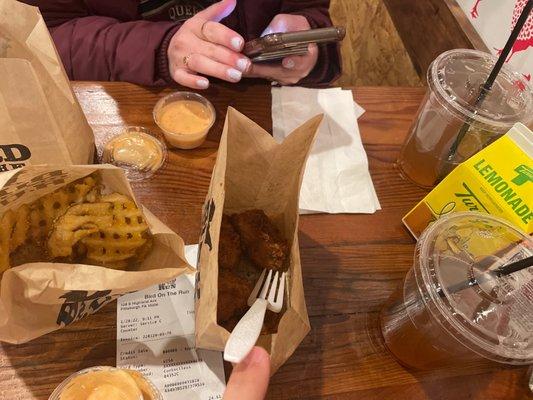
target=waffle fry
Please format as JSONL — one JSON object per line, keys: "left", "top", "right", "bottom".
{"left": 30, "top": 174, "right": 100, "bottom": 242}
{"left": 47, "top": 203, "right": 114, "bottom": 258}
{"left": 2, "top": 172, "right": 152, "bottom": 273}
{"left": 80, "top": 193, "right": 150, "bottom": 269}
{"left": 10, "top": 204, "right": 30, "bottom": 252}
{"left": 1, "top": 205, "right": 31, "bottom": 272}
{"left": 0, "top": 210, "right": 15, "bottom": 273}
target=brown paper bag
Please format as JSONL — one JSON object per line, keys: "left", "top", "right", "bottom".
{"left": 0, "top": 164, "right": 194, "bottom": 344}
{"left": 0, "top": 0, "right": 94, "bottom": 170}
{"left": 195, "top": 107, "right": 322, "bottom": 374}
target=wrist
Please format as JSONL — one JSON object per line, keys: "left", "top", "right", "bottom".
{"left": 157, "top": 24, "right": 182, "bottom": 84}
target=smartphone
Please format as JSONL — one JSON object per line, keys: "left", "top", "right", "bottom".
{"left": 243, "top": 26, "right": 346, "bottom": 63}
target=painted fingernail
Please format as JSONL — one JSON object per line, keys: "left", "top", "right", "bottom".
{"left": 231, "top": 37, "right": 243, "bottom": 51}
{"left": 227, "top": 68, "right": 242, "bottom": 81}
{"left": 237, "top": 58, "right": 250, "bottom": 72}
{"left": 283, "top": 59, "right": 295, "bottom": 69}
{"left": 197, "top": 79, "right": 209, "bottom": 89}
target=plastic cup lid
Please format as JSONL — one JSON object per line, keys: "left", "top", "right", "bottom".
{"left": 416, "top": 212, "right": 532, "bottom": 364}
{"left": 428, "top": 49, "right": 533, "bottom": 129}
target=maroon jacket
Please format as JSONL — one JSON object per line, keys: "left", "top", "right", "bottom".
{"left": 22, "top": 0, "right": 340, "bottom": 86}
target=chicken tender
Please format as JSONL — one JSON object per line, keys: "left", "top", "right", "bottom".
{"left": 217, "top": 271, "right": 253, "bottom": 324}
{"left": 231, "top": 209, "right": 289, "bottom": 272}
{"left": 218, "top": 214, "right": 241, "bottom": 270}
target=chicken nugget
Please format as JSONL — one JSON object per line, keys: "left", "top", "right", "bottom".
{"left": 231, "top": 209, "right": 289, "bottom": 272}
{"left": 218, "top": 214, "right": 241, "bottom": 271}
{"left": 217, "top": 271, "right": 253, "bottom": 324}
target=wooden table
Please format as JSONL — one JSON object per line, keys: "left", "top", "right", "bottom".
{"left": 1, "top": 83, "right": 531, "bottom": 400}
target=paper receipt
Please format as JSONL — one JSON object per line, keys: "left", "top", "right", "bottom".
{"left": 117, "top": 245, "right": 225, "bottom": 399}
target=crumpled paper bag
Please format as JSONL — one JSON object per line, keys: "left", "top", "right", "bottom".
{"left": 0, "top": 0, "right": 94, "bottom": 170}
{"left": 195, "top": 107, "right": 322, "bottom": 374}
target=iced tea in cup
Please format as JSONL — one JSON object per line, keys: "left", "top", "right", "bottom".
{"left": 381, "top": 212, "right": 533, "bottom": 369}
{"left": 153, "top": 92, "right": 215, "bottom": 150}
{"left": 49, "top": 366, "right": 162, "bottom": 400}
{"left": 398, "top": 49, "right": 533, "bottom": 188}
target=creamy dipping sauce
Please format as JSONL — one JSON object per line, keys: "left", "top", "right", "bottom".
{"left": 58, "top": 369, "right": 157, "bottom": 400}
{"left": 110, "top": 133, "right": 163, "bottom": 170}
{"left": 102, "top": 128, "right": 166, "bottom": 180}
{"left": 157, "top": 100, "right": 212, "bottom": 134}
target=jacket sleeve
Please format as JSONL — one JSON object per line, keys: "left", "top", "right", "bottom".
{"left": 280, "top": 0, "right": 342, "bottom": 85}
{"left": 50, "top": 16, "right": 181, "bottom": 86}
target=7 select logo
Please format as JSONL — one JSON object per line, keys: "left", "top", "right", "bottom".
{"left": 0, "top": 144, "right": 31, "bottom": 171}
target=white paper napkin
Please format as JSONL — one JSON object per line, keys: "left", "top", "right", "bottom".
{"left": 272, "top": 87, "right": 380, "bottom": 214}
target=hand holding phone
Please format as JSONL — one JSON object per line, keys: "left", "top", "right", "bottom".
{"left": 243, "top": 26, "right": 345, "bottom": 62}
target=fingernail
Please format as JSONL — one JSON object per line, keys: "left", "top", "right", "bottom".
{"left": 237, "top": 58, "right": 250, "bottom": 72}
{"left": 197, "top": 79, "right": 209, "bottom": 89}
{"left": 283, "top": 59, "right": 295, "bottom": 69}
{"left": 227, "top": 68, "right": 242, "bottom": 81}
{"left": 261, "top": 27, "right": 273, "bottom": 37}
{"left": 231, "top": 37, "right": 243, "bottom": 51}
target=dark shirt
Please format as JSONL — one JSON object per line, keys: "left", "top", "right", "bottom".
{"left": 22, "top": 0, "right": 341, "bottom": 86}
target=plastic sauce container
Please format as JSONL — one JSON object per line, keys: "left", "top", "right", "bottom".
{"left": 153, "top": 92, "right": 216, "bottom": 149}
{"left": 102, "top": 127, "right": 166, "bottom": 181}
{"left": 48, "top": 366, "right": 163, "bottom": 400}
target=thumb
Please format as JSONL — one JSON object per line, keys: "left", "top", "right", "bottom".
{"left": 261, "top": 15, "right": 288, "bottom": 36}
{"left": 196, "top": 0, "right": 237, "bottom": 22}
{"left": 223, "top": 347, "right": 270, "bottom": 400}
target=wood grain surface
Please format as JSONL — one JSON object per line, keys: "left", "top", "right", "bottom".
{"left": 0, "top": 82, "right": 531, "bottom": 400}
{"left": 383, "top": 0, "right": 489, "bottom": 76}
{"left": 330, "top": 0, "right": 422, "bottom": 87}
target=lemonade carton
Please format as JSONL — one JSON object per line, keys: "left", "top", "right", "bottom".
{"left": 403, "top": 123, "right": 533, "bottom": 238}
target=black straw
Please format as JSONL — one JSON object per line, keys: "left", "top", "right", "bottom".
{"left": 444, "top": 0, "right": 533, "bottom": 165}
{"left": 496, "top": 255, "right": 533, "bottom": 278}
{"left": 443, "top": 255, "right": 533, "bottom": 296}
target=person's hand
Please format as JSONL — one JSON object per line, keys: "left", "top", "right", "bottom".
{"left": 167, "top": 0, "right": 251, "bottom": 89}
{"left": 223, "top": 347, "right": 270, "bottom": 400}
{"left": 244, "top": 14, "right": 319, "bottom": 85}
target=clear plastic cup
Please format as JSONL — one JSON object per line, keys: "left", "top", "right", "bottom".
{"left": 102, "top": 126, "right": 167, "bottom": 181}
{"left": 153, "top": 91, "right": 216, "bottom": 149}
{"left": 380, "top": 212, "right": 533, "bottom": 369}
{"left": 49, "top": 366, "right": 162, "bottom": 400}
{"left": 397, "top": 49, "right": 533, "bottom": 188}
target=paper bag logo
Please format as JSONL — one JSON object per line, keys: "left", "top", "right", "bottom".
{"left": 199, "top": 198, "right": 216, "bottom": 253}
{"left": 56, "top": 290, "right": 117, "bottom": 327}
{"left": 0, "top": 169, "right": 67, "bottom": 206}
{"left": 512, "top": 164, "right": 532, "bottom": 186}
{"left": 196, "top": 198, "right": 215, "bottom": 301}
{"left": 0, "top": 144, "right": 31, "bottom": 172}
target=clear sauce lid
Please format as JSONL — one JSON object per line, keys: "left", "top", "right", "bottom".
{"left": 102, "top": 127, "right": 166, "bottom": 181}
{"left": 417, "top": 212, "right": 532, "bottom": 364}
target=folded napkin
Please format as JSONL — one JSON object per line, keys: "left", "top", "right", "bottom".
{"left": 272, "top": 87, "right": 380, "bottom": 214}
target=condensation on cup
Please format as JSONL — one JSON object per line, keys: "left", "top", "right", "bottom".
{"left": 397, "top": 49, "right": 533, "bottom": 188}
{"left": 380, "top": 212, "right": 533, "bottom": 369}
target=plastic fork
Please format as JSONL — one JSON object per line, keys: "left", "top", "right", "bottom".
{"left": 223, "top": 269, "right": 286, "bottom": 363}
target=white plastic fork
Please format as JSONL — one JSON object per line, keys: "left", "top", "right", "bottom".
{"left": 223, "top": 269, "right": 286, "bottom": 363}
